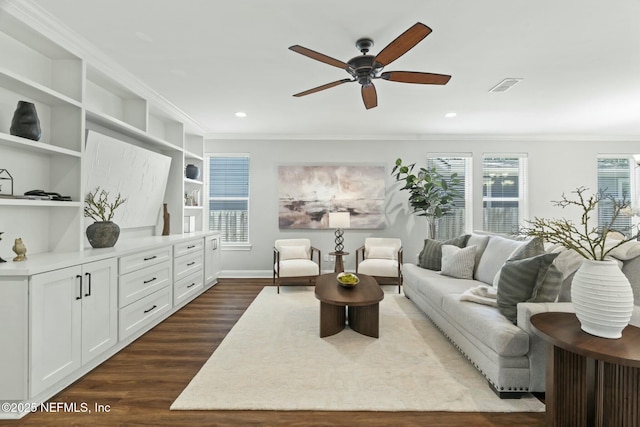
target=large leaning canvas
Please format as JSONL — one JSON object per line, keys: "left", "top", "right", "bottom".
{"left": 278, "top": 165, "right": 385, "bottom": 229}
{"left": 84, "top": 130, "right": 172, "bottom": 229}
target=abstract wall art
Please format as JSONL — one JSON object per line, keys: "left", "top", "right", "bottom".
{"left": 278, "top": 165, "right": 385, "bottom": 229}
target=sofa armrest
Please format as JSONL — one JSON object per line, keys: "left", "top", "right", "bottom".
{"left": 517, "top": 302, "right": 574, "bottom": 332}
{"left": 516, "top": 302, "right": 575, "bottom": 392}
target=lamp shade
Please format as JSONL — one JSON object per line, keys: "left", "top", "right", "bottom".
{"left": 329, "top": 212, "right": 350, "bottom": 229}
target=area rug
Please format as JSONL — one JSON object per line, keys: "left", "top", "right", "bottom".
{"left": 171, "top": 286, "right": 545, "bottom": 412}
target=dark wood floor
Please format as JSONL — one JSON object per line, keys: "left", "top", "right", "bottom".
{"left": 3, "top": 279, "right": 545, "bottom": 427}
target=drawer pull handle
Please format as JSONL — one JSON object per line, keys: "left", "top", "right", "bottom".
{"left": 144, "top": 305, "right": 157, "bottom": 314}
{"left": 187, "top": 261, "right": 196, "bottom": 266}
{"left": 187, "top": 282, "right": 197, "bottom": 288}
{"left": 144, "top": 255, "right": 157, "bottom": 261}
{"left": 143, "top": 277, "right": 157, "bottom": 284}
{"left": 187, "top": 245, "right": 196, "bottom": 249}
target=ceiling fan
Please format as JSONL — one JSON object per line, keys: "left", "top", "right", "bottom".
{"left": 289, "top": 22, "right": 451, "bottom": 110}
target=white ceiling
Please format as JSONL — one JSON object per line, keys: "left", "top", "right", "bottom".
{"left": 28, "top": 0, "right": 640, "bottom": 139}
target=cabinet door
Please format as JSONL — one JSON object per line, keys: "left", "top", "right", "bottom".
{"left": 30, "top": 266, "right": 82, "bottom": 397}
{"left": 81, "top": 258, "right": 118, "bottom": 364}
{"left": 204, "top": 235, "right": 221, "bottom": 286}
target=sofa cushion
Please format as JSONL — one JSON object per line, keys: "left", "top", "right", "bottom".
{"left": 496, "top": 252, "right": 559, "bottom": 323}
{"left": 442, "top": 294, "right": 530, "bottom": 357}
{"left": 475, "top": 236, "right": 527, "bottom": 285}
{"left": 402, "top": 263, "right": 476, "bottom": 309}
{"left": 418, "top": 234, "right": 470, "bottom": 271}
{"left": 357, "top": 258, "right": 398, "bottom": 277}
{"left": 279, "top": 245, "right": 308, "bottom": 260}
{"left": 441, "top": 245, "right": 476, "bottom": 279}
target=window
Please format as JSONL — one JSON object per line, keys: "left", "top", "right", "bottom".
{"left": 427, "top": 154, "right": 472, "bottom": 239}
{"left": 208, "top": 154, "right": 249, "bottom": 244}
{"left": 482, "top": 155, "right": 528, "bottom": 234}
{"left": 597, "top": 156, "right": 634, "bottom": 236}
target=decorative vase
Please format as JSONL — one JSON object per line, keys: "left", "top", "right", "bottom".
{"left": 185, "top": 164, "right": 200, "bottom": 180}
{"left": 10, "top": 101, "right": 41, "bottom": 141}
{"left": 86, "top": 221, "right": 120, "bottom": 248}
{"left": 162, "top": 203, "right": 170, "bottom": 236}
{"left": 571, "top": 259, "right": 634, "bottom": 339}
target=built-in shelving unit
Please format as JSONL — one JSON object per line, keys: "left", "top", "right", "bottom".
{"left": 0, "top": 2, "right": 207, "bottom": 257}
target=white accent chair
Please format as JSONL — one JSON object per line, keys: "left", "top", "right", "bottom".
{"left": 273, "top": 238, "right": 321, "bottom": 293}
{"left": 356, "top": 237, "right": 403, "bottom": 293}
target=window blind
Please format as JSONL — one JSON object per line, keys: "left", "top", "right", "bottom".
{"left": 208, "top": 155, "right": 250, "bottom": 243}
{"left": 597, "top": 157, "right": 632, "bottom": 235}
{"left": 482, "top": 155, "right": 527, "bottom": 234}
{"left": 427, "top": 156, "right": 472, "bottom": 239}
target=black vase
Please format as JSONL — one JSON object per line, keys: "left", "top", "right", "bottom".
{"left": 10, "top": 101, "right": 41, "bottom": 141}
{"left": 185, "top": 164, "right": 200, "bottom": 180}
{"left": 86, "top": 221, "right": 120, "bottom": 248}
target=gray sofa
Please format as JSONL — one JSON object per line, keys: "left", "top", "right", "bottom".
{"left": 402, "top": 233, "right": 640, "bottom": 398}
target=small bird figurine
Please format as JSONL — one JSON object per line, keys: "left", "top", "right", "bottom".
{"left": 12, "top": 237, "right": 27, "bottom": 262}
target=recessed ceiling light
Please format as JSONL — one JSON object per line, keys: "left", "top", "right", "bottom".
{"left": 445, "top": 112, "right": 457, "bottom": 118}
{"left": 235, "top": 112, "right": 247, "bottom": 118}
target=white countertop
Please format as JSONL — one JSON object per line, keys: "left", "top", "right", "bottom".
{"left": 0, "top": 232, "right": 218, "bottom": 277}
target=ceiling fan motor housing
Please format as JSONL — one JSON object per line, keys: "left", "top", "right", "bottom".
{"left": 347, "top": 54, "right": 383, "bottom": 86}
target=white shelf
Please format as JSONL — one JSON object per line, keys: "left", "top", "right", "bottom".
{"left": 0, "top": 199, "right": 80, "bottom": 207}
{"left": 184, "top": 206, "right": 203, "bottom": 210}
{"left": 86, "top": 109, "right": 183, "bottom": 152}
{"left": 184, "top": 178, "right": 203, "bottom": 185}
{"left": 0, "top": 132, "right": 81, "bottom": 157}
{"left": 184, "top": 150, "right": 203, "bottom": 161}
{"left": 0, "top": 67, "right": 81, "bottom": 107}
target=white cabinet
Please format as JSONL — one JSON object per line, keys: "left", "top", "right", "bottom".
{"left": 118, "top": 246, "right": 173, "bottom": 341}
{"left": 173, "top": 238, "right": 204, "bottom": 305}
{"left": 205, "top": 233, "right": 222, "bottom": 287}
{"left": 30, "top": 258, "right": 117, "bottom": 397}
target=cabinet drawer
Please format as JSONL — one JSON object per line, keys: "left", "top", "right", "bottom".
{"left": 119, "top": 246, "right": 172, "bottom": 275}
{"left": 119, "top": 262, "right": 172, "bottom": 308}
{"left": 174, "top": 270, "right": 204, "bottom": 306}
{"left": 119, "top": 286, "right": 171, "bottom": 341}
{"left": 174, "top": 251, "right": 203, "bottom": 282}
{"left": 174, "top": 239, "right": 204, "bottom": 258}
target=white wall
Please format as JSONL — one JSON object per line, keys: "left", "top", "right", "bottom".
{"left": 205, "top": 137, "right": 640, "bottom": 276}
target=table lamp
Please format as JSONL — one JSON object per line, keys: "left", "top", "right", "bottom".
{"left": 329, "top": 212, "right": 350, "bottom": 253}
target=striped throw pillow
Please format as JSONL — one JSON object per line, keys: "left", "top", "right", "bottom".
{"left": 441, "top": 245, "right": 477, "bottom": 279}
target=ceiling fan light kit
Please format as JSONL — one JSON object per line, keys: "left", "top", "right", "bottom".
{"left": 289, "top": 22, "right": 451, "bottom": 110}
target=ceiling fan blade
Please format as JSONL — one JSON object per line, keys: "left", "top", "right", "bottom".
{"left": 374, "top": 23, "right": 432, "bottom": 67}
{"left": 361, "top": 84, "right": 378, "bottom": 109}
{"left": 293, "top": 78, "right": 352, "bottom": 97}
{"left": 380, "top": 71, "right": 451, "bottom": 85}
{"left": 289, "top": 45, "right": 350, "bottom": 70}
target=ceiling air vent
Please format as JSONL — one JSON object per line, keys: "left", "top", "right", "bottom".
{"left": 489, "top": 78, "right": 523, "bottom": 93}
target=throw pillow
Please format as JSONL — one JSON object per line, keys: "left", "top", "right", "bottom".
{"left": 529, "top": 263, "right": 563, "bottom": 302}
{"left": 367, "top": 246, "right": 396, "bottom": 260}
{"left": 475, "top": 236, "right": 527, "bottom": 285}
{"left": 466, "top": 233, "right": 491, "bottom": 275}
{"left": 418, "top": 234, "right": 470, "bottom": 271}
{"left": 441, "top": 244, "right": 476, "bottom": 279}
{"left": 496, "top": 252, "right": 559, "bottom": 323}
{"left": 510, "top": 237, "right": 544, "bottom": 260}
{"left": 279, "top": 245, "right": 308, "bottom": 260}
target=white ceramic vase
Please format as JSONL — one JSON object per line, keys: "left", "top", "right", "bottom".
{"left": 571, "top": 259, "right": 634, "bottom": 339}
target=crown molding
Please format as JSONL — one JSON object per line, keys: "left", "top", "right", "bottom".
{"left": 204, "top": 132, "right": 640, "bottom": 142}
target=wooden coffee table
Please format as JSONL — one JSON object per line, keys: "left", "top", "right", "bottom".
{"left": 314, "top": 272, "right": 384, "bottom": 338}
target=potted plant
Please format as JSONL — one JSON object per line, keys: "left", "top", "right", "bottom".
{"left": 84, "top": 187, "right": 127, "bottom": 248}
{"left": 521, "top": 186, "right": 639, "bottom": 338}
{"left": 391, "top": 158, "right": 460, "bottom": 239}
